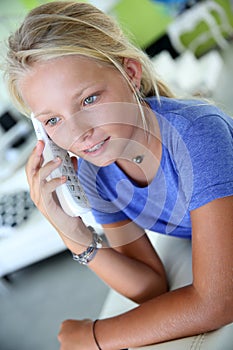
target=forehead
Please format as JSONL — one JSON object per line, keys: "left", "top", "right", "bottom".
{"left": 18, "top": 55, "right": 123, "bottom": 114}
{"left": 30, "top": 55, "right": 111, "bottom": 77}
{"left": 19, "top": 55, "right": 116, "bottom": 94}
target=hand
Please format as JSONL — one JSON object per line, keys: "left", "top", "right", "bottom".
{"left": 25, "top": 141, "right": 92, "bottom": 251}
{"left": 26, "top": 141, "right": 65, "bottom": 220}
{"left": 58, "top": 319, "right": 97, "bottom": 350}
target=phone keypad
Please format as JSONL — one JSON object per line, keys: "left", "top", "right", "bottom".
{"left": 61, "top": 154, "right": 89, "bottom": 207}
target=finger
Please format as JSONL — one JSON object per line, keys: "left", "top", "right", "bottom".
{"left": 42, "top": 174, "right": 67, "bottom": 195}
{"left": 37, "top": 159, "right": 67, "bottom": 208}
{"left": 38, "top": 157, "right": 64, "bottom": 183}
{"left": 26, "top": 140, "right": 44, "bottom": 180}
{"left": 25, "top": 143, "right": 44, "bottom": 189}
{"left": 34, "top": 175, "right": 67, "bottom": 222}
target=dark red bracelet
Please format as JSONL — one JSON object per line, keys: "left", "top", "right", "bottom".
{"left": 93, "top": 319, "right": 102, "bottom": 350}
{"left": 93, "top": 319, "right": 128, "bottom": 350}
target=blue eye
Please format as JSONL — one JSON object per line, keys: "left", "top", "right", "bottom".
{"left": 83, "top": 95, "right": 97, "bottom": 106}
{"left": 46, "top": 116, "right": 60, "bottom": 126}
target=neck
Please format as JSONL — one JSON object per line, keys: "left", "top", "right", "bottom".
{"left": 116, "top": 127, "right": 162, "bottom": 186}
{"left": 116, "top": 105, "right": 162, "bottom": 185}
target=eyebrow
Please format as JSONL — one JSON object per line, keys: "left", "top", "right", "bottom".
{"left": 70, "top": 83, "right": 96, "bottom": 103}
{"left": 34, "top": 111, "right": 53, "bottom": 118}
{"left": 34, "top": 82, "right": 98, "bottom": 118}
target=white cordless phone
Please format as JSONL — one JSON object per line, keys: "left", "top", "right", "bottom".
{"left": 31, "top": 114, "right": 90, "bottom": 217}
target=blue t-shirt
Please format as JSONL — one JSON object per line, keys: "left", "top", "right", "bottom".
{"left": 78, "top": 97, "right": 233, "bottom": 238}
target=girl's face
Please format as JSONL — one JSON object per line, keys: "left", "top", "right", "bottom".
{"left": 19, "top": 55, "right": 144, "bottom": 166}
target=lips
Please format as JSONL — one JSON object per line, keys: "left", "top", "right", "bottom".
{"left": 83, "top": 137, "right": 110, "bottom": 153}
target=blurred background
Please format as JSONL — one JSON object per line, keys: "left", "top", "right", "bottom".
{"left": 0, "top": 1, "right": 232, "bottom": 349}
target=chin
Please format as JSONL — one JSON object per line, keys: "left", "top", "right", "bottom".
{"left": 85, "top": 155, "right": 117, "bottom": 167}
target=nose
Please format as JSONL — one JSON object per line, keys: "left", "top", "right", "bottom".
{"left": 49, "top": 112, "right": 94, "bottom": 151}
{"left": 66, "top": 115, "right": 95, "bottom": 150}
{"left": 73, "top": 125, "right": 95, "bottom": 144}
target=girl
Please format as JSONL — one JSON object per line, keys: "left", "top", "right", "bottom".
{"left": 4, "top": 2, "right": 233, "bottom": 349}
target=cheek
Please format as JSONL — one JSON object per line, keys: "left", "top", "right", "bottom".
{"left": 47, "top": 125, "right": 83, "bottom": 151}
{"left": 89, "top": 102, "right": 140, "bottom": 128}
{"left": 47, "top": 119, "right": 97, "bottom": 152}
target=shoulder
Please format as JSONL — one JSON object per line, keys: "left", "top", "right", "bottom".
{"left": 146, "top": 96, "right": 233, "bottom": 133}
{"left": 147, "top": 97, "right": 233, "bottom": 210}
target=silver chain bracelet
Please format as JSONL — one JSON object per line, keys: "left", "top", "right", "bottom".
{"left": 72, "top": 230, "right": 103, "bottom": 265}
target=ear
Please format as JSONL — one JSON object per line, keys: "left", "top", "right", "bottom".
{"left": 123, "top": 58, "right": 142, "bottom": 89}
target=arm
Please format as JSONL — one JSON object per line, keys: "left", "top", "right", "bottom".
{"left": 29, "top": 142, "right": 232, "bottom": 348}
{"left": 26, "top": 141, "right": 167, "bottom": 303}
{"left": 89, "top": 219, "right": 168, "bottom": 303}
{"left": 93, "top": 196, "right": 233, "bottom": 349}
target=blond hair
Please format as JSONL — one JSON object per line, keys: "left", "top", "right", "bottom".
{"left": 5, "top": 1, "right": 174, "bottom": 116}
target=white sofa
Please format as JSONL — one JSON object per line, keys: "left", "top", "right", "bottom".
{"left": 100, "top": 231, "right": 233, "bottom": 349}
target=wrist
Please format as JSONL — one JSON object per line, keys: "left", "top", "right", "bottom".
{"left": 93, "top": 320, "right": 102, "bottom": 350}
{"left": 59, "top": 217, "right": 93, "bottom": 253}
{"left": 72, "top": 228, "right": 103, "bottom": 265}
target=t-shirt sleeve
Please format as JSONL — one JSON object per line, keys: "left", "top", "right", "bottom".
{"left": 177, "top": 114, "right": 233, "bottom": 211}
